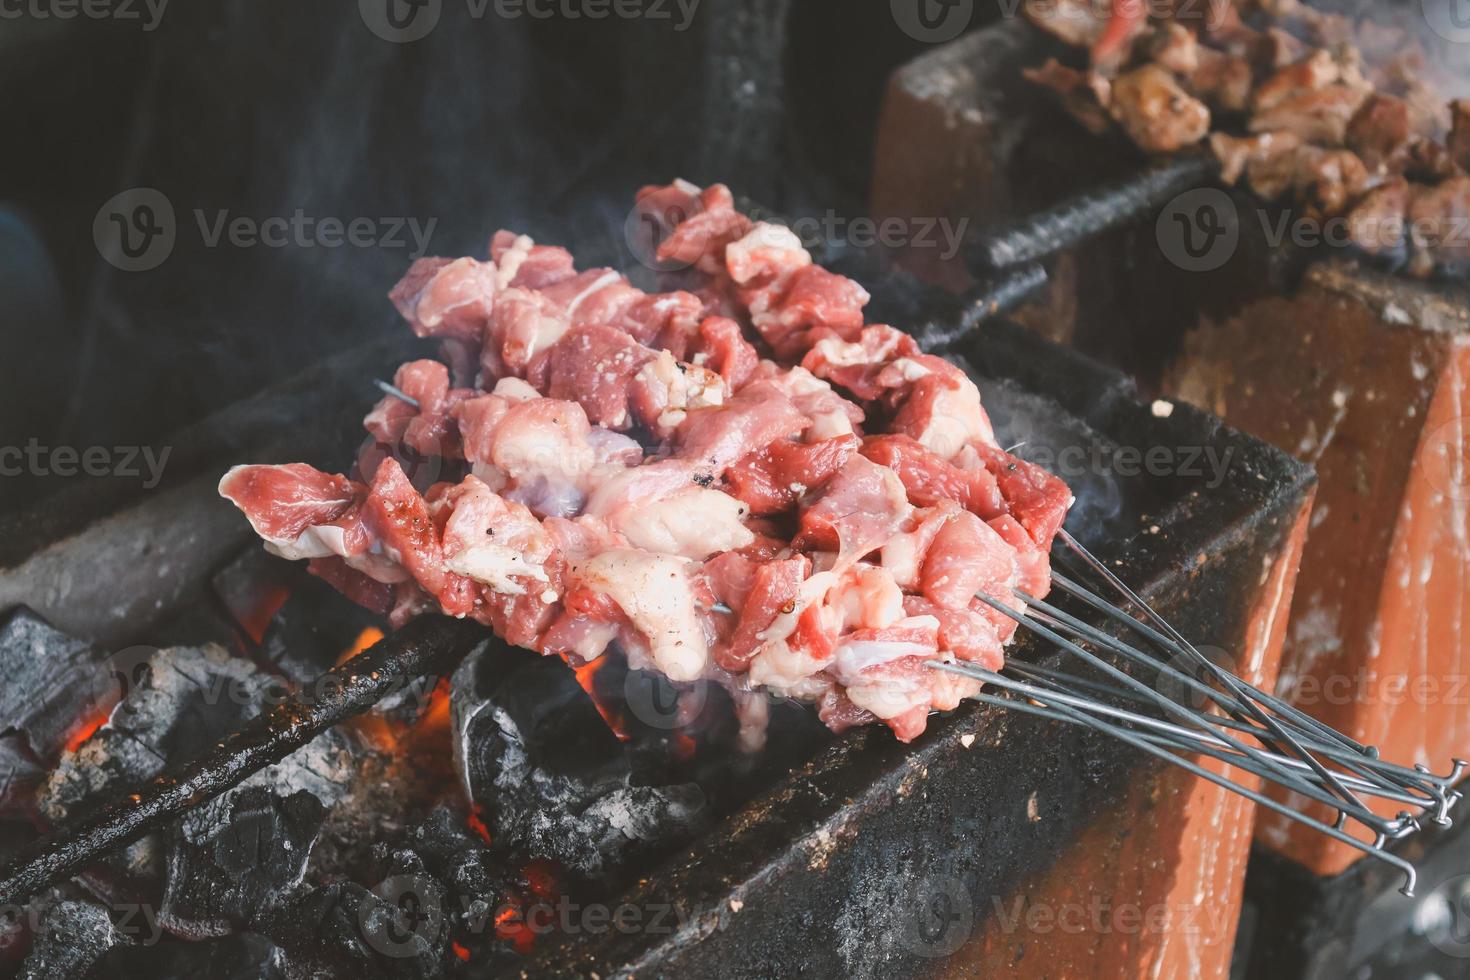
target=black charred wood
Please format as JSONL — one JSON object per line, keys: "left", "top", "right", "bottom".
{"left": 0, "top": 608, "right": 105, "bottom": 763}
{"left": 17, "top": 899, "right": 128, "bottom": 980}
{"left": 159, "top": 787, "right": 328, "bottom": 941}
{"left": 968, "top": 154, "right": 1219, "bottom": 271}
{"left": 0, "top": 616, "right": 484, "bottom": 910}
{"left": 450, "top": 644, "right": 706, "bottom": 880}
{"left": 261, "top": 879, "right": 446, "bottom": 980}
{"left": 85, "top": 931, "right": 284, "bottom": 980}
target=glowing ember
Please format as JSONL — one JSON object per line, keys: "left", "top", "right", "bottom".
{"left": 239, "top": 586, "right": 291, "bottom": 645}
{"left": 63, "top": 711, "right": 110, "bottom": 755}
{"left": 451, "top": 941, "right": 471, "bottom": 962}
{"left": 672, "top": 731, "right": 697, "bottom": 762}
{"left": 334, "top": 626, "right": 385, "bottom": 666}
{"left": 494, "top": 903, "right": 536, "bottom": 954}
{"left": 466, "top": 806, "right": 492, "bottom": 845}
{"left": 417, "top": 678, "right": 453, "bottom": 736}
{"left": 570, "top": 657, "right": 630, "bottom": 741}
{"left": 522, "top": 859, "right": 559, "bottom": 901}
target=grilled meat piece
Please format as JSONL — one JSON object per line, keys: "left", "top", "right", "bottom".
{"left": 1345, "top": 177, "right": 1410, "bottom": 257}
{"left": 1347, "top": 94, "right": 1411, "bottom": 171}
{"left": 1109, "top": 64, "right": 1211, "bottom": 153}
{"left": 1407, "top": 176, "right": 1470, "bottom": 276}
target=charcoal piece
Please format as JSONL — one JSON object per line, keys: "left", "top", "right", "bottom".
{"left": 17, "top": 899, "right": 127, "bottom": 980}
{"left": 0, "top": 734, "right": 43, "bottom": 815}
{"left": 39, "top": 645, "right": 271, "bottom": 827}
{"left": 211, "top": 544, "right": 303, "bottom": 645}
{"left": 451, "top": 645, "right": 630, "bottom": 815}
{"left": 399, "top": 807, "right": 514, "bottom": 901}
{"left": 37, "top": 645, "right": 354, "bottom": 907}
{"left": 259, "top": 574, "right": 386, "bottom": 687}
{"left": 159, "top": 787, "right": 327, "bottom": 940}
{"left": 263, "top": 880, "right": 447, "bottom": 980}
{"left": 450, "top": 645, "right": 708, "bottom": 879}
{"left": 85, "top": 931, "right": 284, "bottom": 980}
{"left": 0, "top": 608, "right": 104, "bottom": 762}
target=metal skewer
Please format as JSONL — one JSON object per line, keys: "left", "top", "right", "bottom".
{"left": 375, "top": 379, "right": 421, "bottom": 408}
{"left": 917, "top": 529, "right": 1465, "bottom": 895}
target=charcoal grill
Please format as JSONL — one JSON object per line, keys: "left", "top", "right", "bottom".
{"left": 0, "top": 251, "right": 1314, "bottom": 976}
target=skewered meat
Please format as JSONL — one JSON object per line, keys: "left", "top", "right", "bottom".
{"left": 222, "top": 182, "right": 1076, "bottom": 744}
{"left": 1021, "top": 0, "right": 1470, "bottom": 277}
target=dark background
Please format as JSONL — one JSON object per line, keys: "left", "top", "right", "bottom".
{"left": 0, "top": 0, "right": 984, "bottom": 512}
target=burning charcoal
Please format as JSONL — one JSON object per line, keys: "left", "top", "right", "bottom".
{"left": 39, "top": 645, "right": 272, "bottom": 828}
{"left": 450, "top": 645, "right": 707, "bottom": 879}
{"left": 258, "top": 574, "right": 387, "bottom": 687}
{"left": 85, "top": 932, "right": 284, "bottom": 980}
{"left": 18, "top": 899, "right": 128, "bottom": 980}
{"left": 451, "top": 645, "right": 630, "bottom": 813}
{"left": 0, "top": 608, "right": 105, "bottom": 762}
{"left": 369, "top": 807, "right": 529, "bottom": 970}
{"left": 158, "top": 788, "right": 328, "bottom": 940}
{"left": 39, "top": 644, "right": 354, "bottom": 909}
{"left": 395, "top": 806, "right": 513, "bottom": 902}
{"left": 262, "top": 880, "right": 447, "bottom": 980}
{"left": 212, "top": 543, "right": 303, "bottom": 645}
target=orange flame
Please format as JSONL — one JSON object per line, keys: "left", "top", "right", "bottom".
{"left": 571, "top": 657, "right": 631, "bottom": 741}
{"left": 64, "top": 711, "right": 110, "bottom": 754}
{"left": 451, "top": 941, "right": 471, "bottom": 962}
{"left": 239, "top": 586, "right": 292, "bottom": 645}
{"left": 335, "top": 626, "right": 385, "bottom": 666}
